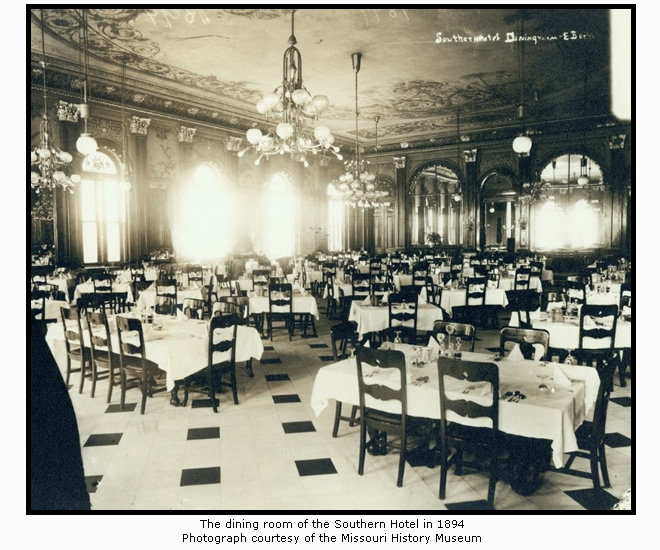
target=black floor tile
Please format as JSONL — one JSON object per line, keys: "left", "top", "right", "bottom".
{"left": 295, "top": 458, "right": 337, "bottom": 477}
{"left": 85, "top": 475, "right": 103, "bottom": 494}
{"left": 319, "top": 355, "right": 335, "bottom": 362}
{"left": 261, "top": 358, "right": 282, "bottom": 364}
{"left": 445, "top": 500, "right": 492, "bottom": 510}
{"left": 180, "top": 466, "right": 221, "bottom": 486}
{"left": 105, "top": 403, "right": 137, "bottom": 413}
{"left": 282, "top": 421, "right": 316, "bottom": 434}
{"left": 265, "top": 374, "right": 290, "bottom": 382}
{"left": 309, "top": 343, "right": 329, "bottom": 349}
{"left": 610, "top": 397, "right": 632, "bottom": 407}
{"left": 564, "top": 488, "right": 620, "bottom": 510}
{"left": 603, "top": 432, "right": 631, "bottom": 448}
{"left": 187, "top": 427, "right": 220, "bottom": 440}
{"left": 191, "top": 398, "right": 220, "bottom": 409}
{"left": 263, "top": 346, "right": 275, "bottom": 351}
{"left": 273, "top": 394, "right": 302, "bottom": 404}
{"left": 84, "top": 433, "right": 122, "bottom": 447}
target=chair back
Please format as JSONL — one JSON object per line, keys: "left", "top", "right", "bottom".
{"left": 529, "top": 261, "right": 543, "bottom": 277}
{"left": 505, "top": 289, "right": 540, "bottom": 329}
{"left": 86, "top": 310, "right": 113, "bottom": 359}
{"left": 252, "top": 269, "right": 271, "bottom": 291}
{"left": 466, "top": 277, "right": 486, "bottom": 306}
{"left": 155, "top": 278, "right": 177, "bottom": 315}
{"left": 432, "top": 321, "right": 475, "bottom": 352}
{"left": 351, "top": 273, "right": 371, "bottom": 298}
{"left": 214, "top": 296, "right": 250, "bottom": 323}
{"left": 186, "top": 265, "right": 204, "bottom": 286}
{"left": 437, "top": 356, "right": 499, "bottom": 431}
{"left": 356, "top": 347, "right": 407, "bottom": 416}
{"left": 268, "top": 283, "right": 293, "bottom": 313}
{"left": 387, "top": 291, "right": 418, "bottom": 332}
{"left": 31, "top": 289, "right": 49, "bottom": 328}
{"left": 369, "top": 259, "right": 382, "bottom": 277}
{"left": 579, "top": 304, "right": 618, "bottom": 352}
{"left": 619, "top": 283, "right": 631, "bottom": 313}
{"left": 499, "top": 327, "right": 549, "bottom": 360}
{"left": 322, "top": 262, "right": 337, "bottom": 282}
{"left": 514, "top": 267, "right": 531, "bottom": 290}
{"left": 91, "top": 272, "right": 114, "bottom": 294}
{"left": 565, "top": 281, "right": 586, "bottom": 304}
{"left": 61, "top": 306, "right": 85, "bottom": 353}
{"left": 208, "top": 313, "right": 238, "bottom": 367}
{"left": 412, "top": 263, "right": 428, "bottom": 288}
{"left": 183, "top": 298, "right": 205, "bottom": 319}
{"left": 371, "top": 281, "right": 394, "bottom": 296}
{"left": 116, "top": 316, "right": 148, "bottom": 380}
{"left": 450, "top": 261, "right": 463, "bottom": 280}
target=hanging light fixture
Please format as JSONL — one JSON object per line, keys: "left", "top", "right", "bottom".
{"left": 576, "top": 58, "right": 590, "bottom": 186}
{"left": 335, "top": 53, "right": 388, "bottom": 209}
{"left": 453, "top": 110, "right": 463, "bottom": 202}
{"left": 30, "top": 9, "right": 80, "bottom": 219}
{"left": 512, "top": 14, "right": 532, "bottom": 156}
{"left": 238, "top": 9, "right": 340, "bottom": 167}
{"left": 75, "top": 9, "right": 97, "bottom": 156}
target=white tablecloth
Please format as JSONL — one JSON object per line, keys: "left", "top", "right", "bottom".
{"left": 31, "top": 299, "right": 69, "bottom": 321}
{"left": 46, "top": 317, "right": 263, "bottom": 392}
{"left": 310, "top": 349, "right": 600, "bottom": 468}
{"left": 74, "top": 280, "right": 135, "bottom": 303}
{"left": 136, "top": 286, "right": 203, "bottom": 310}
{"left": 532, "top": 318, "right": 631, "bottom": 350}
{"left": 349, "top": 301, "right": 446, "bottom": 337}
{"left": 498, "top": 276, "right": 543, "bottom": 292}
{"left": 438, "top": 287, "right": 508, "bottom": 315}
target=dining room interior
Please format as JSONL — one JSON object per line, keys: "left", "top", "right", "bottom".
{"left": 30, "top": 8, "right": 632, "bottom": 513}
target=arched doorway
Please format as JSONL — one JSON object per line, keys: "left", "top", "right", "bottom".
{"left": 479, "top": 169, "right": 518, "bottom": 251}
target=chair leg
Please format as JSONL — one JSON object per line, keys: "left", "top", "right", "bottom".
{"left": 487, "top": 473, "right": 497, "bottom": 508}
{"left": 230, "top": 368, "right": 239, "bottom": 405}
{"left": 332, "top": 401, "right": 343, "bottom": 438}
{"left": 439, "top": 448, "right": 448, "bottom": 499}
{"left": 107, "top": 365, "right": 114, "bottom": 403}
{"left": 589, "top": 452, "right": 601, "bottom": 489}
{"left": 90, "top": 362, "right": 97, "bottom": 397}
{"left": 79, "top": 358, "right": 86, "bottom": 394}
{"left": 209, "top": 369, "right": 218, "bottom": 413}
{"left": 358, "top": 421, "right": 367, "bottom": 476}
{"left": 598, "top": 444, "right": 611, "bottom": 488}
{"left": 397, "top": 431, "right": 407, "bottom": 487}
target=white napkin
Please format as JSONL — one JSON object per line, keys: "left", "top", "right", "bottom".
{"left": 362, "top": 296, "right": 372, "bottom": 305}
{"left": 552, "top": 364, "right": 572, "bottom": 388}
{"left": 176, "top": 308, "right": 186, "bottom": 320}
{"left": 507, "top": 343, "right": 545, "bottom": 362}
{"left": 582, "top": 315, "right": 597, "bottom": 329}
{"left": 428, "top": 334, "right": 440, "bottom": 351}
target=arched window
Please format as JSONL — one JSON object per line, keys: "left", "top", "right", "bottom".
{"left": 80, "top": 149, "right": 127, "bottom": 264}
{"left": 327, "top": 183, "right": 344, "bottom": 252}
{"left": 172, "top": 163, "right": 234, "bottom": 261}
{"left": 409, "top": 163, "right": 463, "bottom": 246}
{"left": 263, "top": 173, "right": 296, "bottom": 258}
{"left": 532, "top": 153, "right": 606, "bottom": 250}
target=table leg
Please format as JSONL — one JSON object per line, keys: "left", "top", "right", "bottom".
{"left": 245, "top": 359, "right": 254, "bottom": 378}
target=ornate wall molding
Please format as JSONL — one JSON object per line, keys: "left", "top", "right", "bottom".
{"left": 479, "top": 150, "right": 516, "bottom": 173}
{"left": 88, "top": 117, "right": 122, "bottom": 142}
{"left": 130, "top": 116, "right": 151, "bottom": 135}
{"left": 463, "top": 149, "right": 478, "bottom": 163}
{"left": 178, "top": 126, "right": 197, "bottom": 143}
{"left": 609, "top": 134, "right": 626, "bottom": 149}
{"left": 393, "top": 156, "right": 406, "bottom": 169}
{"left": 57, "top": 100, "right": 79, "bottom": 122}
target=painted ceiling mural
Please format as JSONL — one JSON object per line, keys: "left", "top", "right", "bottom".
{"left": 30, "top": 8, "right": 615, "bottom": 150}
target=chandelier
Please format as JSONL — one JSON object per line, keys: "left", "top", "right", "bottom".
{"left": 75, "top": 9, "right": 98, "bottom": 156}
{"left": 335, "top": 53, "right": 388, "bottom": 209}
{"left": 512, "top": 14, "right": 532, "bottom": 156}
{"left": 238, "top": 9, "right": 341, "bottom": 167}
{"left": 30, "top": 10, "right": 80, "bottom": 219}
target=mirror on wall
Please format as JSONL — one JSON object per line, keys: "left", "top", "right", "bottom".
{"left": 480, "top": 170, "right": 517, "bottom": 251}
{"left": 409, "top": 163, "right": 463, "bottom": 247}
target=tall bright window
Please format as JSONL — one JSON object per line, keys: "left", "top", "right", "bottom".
{"left": 263, "top": 173, "right": 296, "bottom": 258}
{"left": 80, "top": 151, "right": 127, "bottom": 264}
{"left": 172, "top": 163, "right": 235, "bottom": 261}
{"left": 327, "top": 183, "right": 344, "bottom": 251}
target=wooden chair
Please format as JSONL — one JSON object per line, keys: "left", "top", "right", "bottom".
{"left": 85, "top": 311, "right": 120, "bottom": 402}
{"left": 564, "top": 280, "right": 586, "bottom": 305}
{"left": 505, "top": 289, "right": 541, "bottom": 329}
{"left": 552, "top": 354, "right": 617, "bottom": 488}
{"left": 155, "top": 278, "right": 177, "bottom": 316}
{"left": 573, "top": 304, "right": 619, "bottom": 372}
{"left": 454, "top": 277, "right": 490, "bottom": 328}
{"left": 385, "top": 290, "right": 419, "bottom": 344}
{"left": 351, "top": 273, "right": 371, "bottom": 301}
{"left": 432, "top": 320, "right": 476, "bottom": 352}
{"left": 412, "top": 263, "right": 428, "bottom": 292}
{"left": 183, "top": 313, "right": 239, "bottom": 412}
{"left": 436, "top": 356, "right": 500, "bottom": 508}
{"left": 266, "top": 283, "right": 293, "bottom": 341}
{"left": 30, "top": 289, "right": 51, "bottom": 336}
{"left": 513, "top": 267, "right": 531, "bottom": 290}
{"left": 325, "top": 275, "right": 338, "bottom": 320}
{"left": 499, "top": 327, "right": 550, "bottom": 361}
{"left": 182, "top": 298, "right": 205, "bottom": 319}
{"left": 252, "top": 269, "right": 270, "bottom": 293}
{"left": 115, "top": 316, "right": 167, "bottom": 414}
{"left": 60, "top": 306, "right": 92, "bottom": 392}
{"left": 186, "top": 265, "right": 204, "bottom": 287}
{"left": 356, "top": 347, "right": 430, "bottom": 487}
{"left": 330, "top": 321, "right": 359, "bottom": 437}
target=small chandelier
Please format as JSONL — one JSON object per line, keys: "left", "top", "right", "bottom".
{"left": 30, "top": 10, "right": 80, "bottom": 218}
{"left": 238, "top": 9, "right": 341, "bottom": 167}
{"left": 335, "top": 53, "right": 388, "bottom": 209}
{"left": 512, "top": 16, "right": 532, "bottom": 156}
{"left": 75, "top": 9, "right": 97, "bottom": 156}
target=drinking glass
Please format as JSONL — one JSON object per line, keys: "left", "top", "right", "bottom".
{"left": 394, "top": 330, "right": 402, "bottom": 345}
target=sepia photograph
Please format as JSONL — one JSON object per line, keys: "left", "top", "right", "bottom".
{"left": 29, "top": 7, "right": 632, "bottom": 520}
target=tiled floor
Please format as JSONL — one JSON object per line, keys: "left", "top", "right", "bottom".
{"left": 62, "top": 299, "right": 632, "bottom": 511}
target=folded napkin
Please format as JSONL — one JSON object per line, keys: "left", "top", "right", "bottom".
{"left": 428, "top": 334, "right": 441, "bottom": 351}
{"left": 362, "top": 296, "right": 372, "bottom": 305}
{"left": 176, "top": 308, "right": 186, "bottom": 320}
{"left": 582, "top": 315, "right": 597, "bottom": 329}
{"left": 507, "top": 343, "right": 545, "bottom": 362}
{"left": 552, "top": 363, "right": 572, "bottom": 388}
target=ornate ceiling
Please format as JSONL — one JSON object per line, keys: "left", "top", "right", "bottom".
{"left": 30, "top": 8, "right": 620, "bottom": 152}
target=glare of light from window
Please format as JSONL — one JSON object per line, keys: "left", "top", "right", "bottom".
{"left": 610, "top": 9, "right": 631, "bottom": 120}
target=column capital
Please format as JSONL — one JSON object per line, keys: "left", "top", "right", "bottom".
{"left": 57, "top": 100, "right": 80, "bottom": 122}
{"left": 393, "top": 156, "right": 406, "bottom": 169}
{"left": 178, "top": 126, "right": 197, "bottom": 143}
{"left": 463, "top": 149, "right": 478, "bottom": 163}
{"left": 130, "top": 116, "right": 151, "bottom": 135}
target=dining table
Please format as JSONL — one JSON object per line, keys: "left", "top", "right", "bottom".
{"left": 136, "top": 284, "right": 203, "bottom": 311}
{"left": 532, "top": 315, "right": 632, "bottom": 351}
{"left": 310, "top": 345, "right": 601, "bottom": 474}
{"left": 45, "top": 314, "right": 264, "bottom": 406}
{"left": 248, "top": 290, "right": 320, "bottom": 336}
{"left": 31, "top": 298, "right": 70, "bottom": 321}
{"left": 73, "top": 279, "right": 135, "bottom": 304}
{"left": 349, "top": 298, "right": 447, "bottom": 339}
{"left": 436, "top": 286, "right": 509, "bottom": 316}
